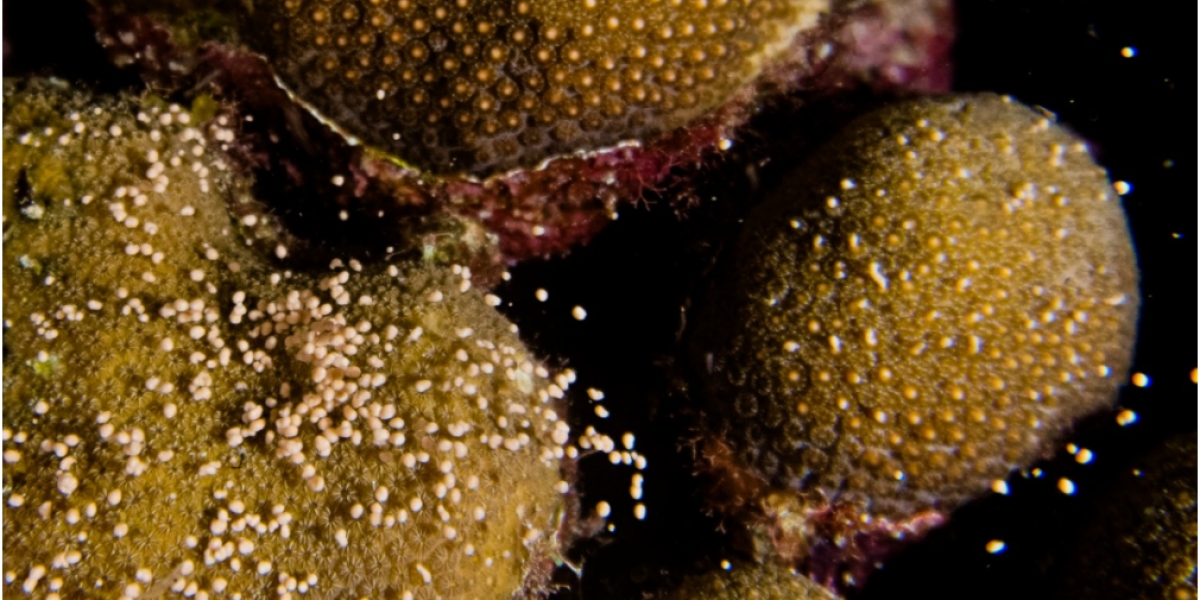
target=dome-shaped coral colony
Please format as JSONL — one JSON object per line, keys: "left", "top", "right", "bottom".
{"left": 252, "top": 0, "right": 828, "bottom": 176}
{"left": 2, "top": 80, "right": 581, "bottom": 600}
{"left": 688, "top": 94, "right": 1139, "bottom": 585}
{"left": 90, "top": 0, "right": 954, "bottom": 261}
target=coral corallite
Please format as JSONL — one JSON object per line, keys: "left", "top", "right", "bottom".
{"left": 251, "top": 0, "right": 829, "bottom": 176}
{"left": 688, "top": 94, "right": 1139, "bottom": 584}
{"left": 2, "top": 80, "right": 573, "bottom": 599}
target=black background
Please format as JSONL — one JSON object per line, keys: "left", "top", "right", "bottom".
{"left": 4, "top": 1, "right": 1196, "bottom": 599}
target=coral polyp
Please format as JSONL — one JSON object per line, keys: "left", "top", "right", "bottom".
{"left": 3, "top": 79, "right": 572, "bottom": 600}
{"left": 687, "top": 93, "right": 1139, "bottom": 588}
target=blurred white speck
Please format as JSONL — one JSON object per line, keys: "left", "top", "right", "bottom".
{"left": 1116, "top": 409, "right": 1138, "bottom": 427}
{"left": 1057, "top": 478, "right": 1076, "bottom": 495}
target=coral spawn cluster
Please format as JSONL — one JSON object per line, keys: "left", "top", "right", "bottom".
{"left": 4, "top": 80, "right": 575, "bottom": 600}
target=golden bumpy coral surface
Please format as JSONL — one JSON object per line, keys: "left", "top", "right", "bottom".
{"left": 690, "top": 93, "right": 1139, "bottom": 519}
{"left": 3, "top": 79, "right": 572, "bottom": 600}
{"left": 660, "top": 562, "right": 838, "bottom": 600}
{"left": 251, "top": 0, "right": 828, "bottom": 176}
{"left": 1056, "top": 433, "right": 1197, "bottom": 600}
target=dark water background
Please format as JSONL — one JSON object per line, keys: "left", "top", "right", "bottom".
{"left": 4, "top": 1, "right": 1196, "bottom": 598}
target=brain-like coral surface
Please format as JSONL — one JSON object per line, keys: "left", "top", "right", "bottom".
{"left": 1056, "top": 433, "right": 1197, "bottom": 600}
{"left": 690, "top": 93, "right": 1138, "bottom": 534}
{"left": 250, "top": 0, "right": 829, "bottom": 176}
{"left": 3, "top": 79, "right": 572, "bottom": 600}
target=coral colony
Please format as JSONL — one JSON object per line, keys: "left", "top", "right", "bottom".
{"left": 686, "top": 94, "right": 1138, "bottom": 589}
{"left": 89, "top": 0, "right": 953, "bottom": 263}
{"left": 2, "top": 2, "right": 1183, "bottom": 600}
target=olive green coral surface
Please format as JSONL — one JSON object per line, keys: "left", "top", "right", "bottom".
{"left": 660, "top": 562, "right": 838, "bottom": 600}
{"left": 250, "top": 0, "right": 829, "bottom": 176}
{"left": 3, "top": 79, "right": 570, "bottom": 600}
{"left": 1055, "top": 433, "right": 1197, "bottom": 600}
{"left": 690, "top": 93, "right": 1139, "bottom": 519}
